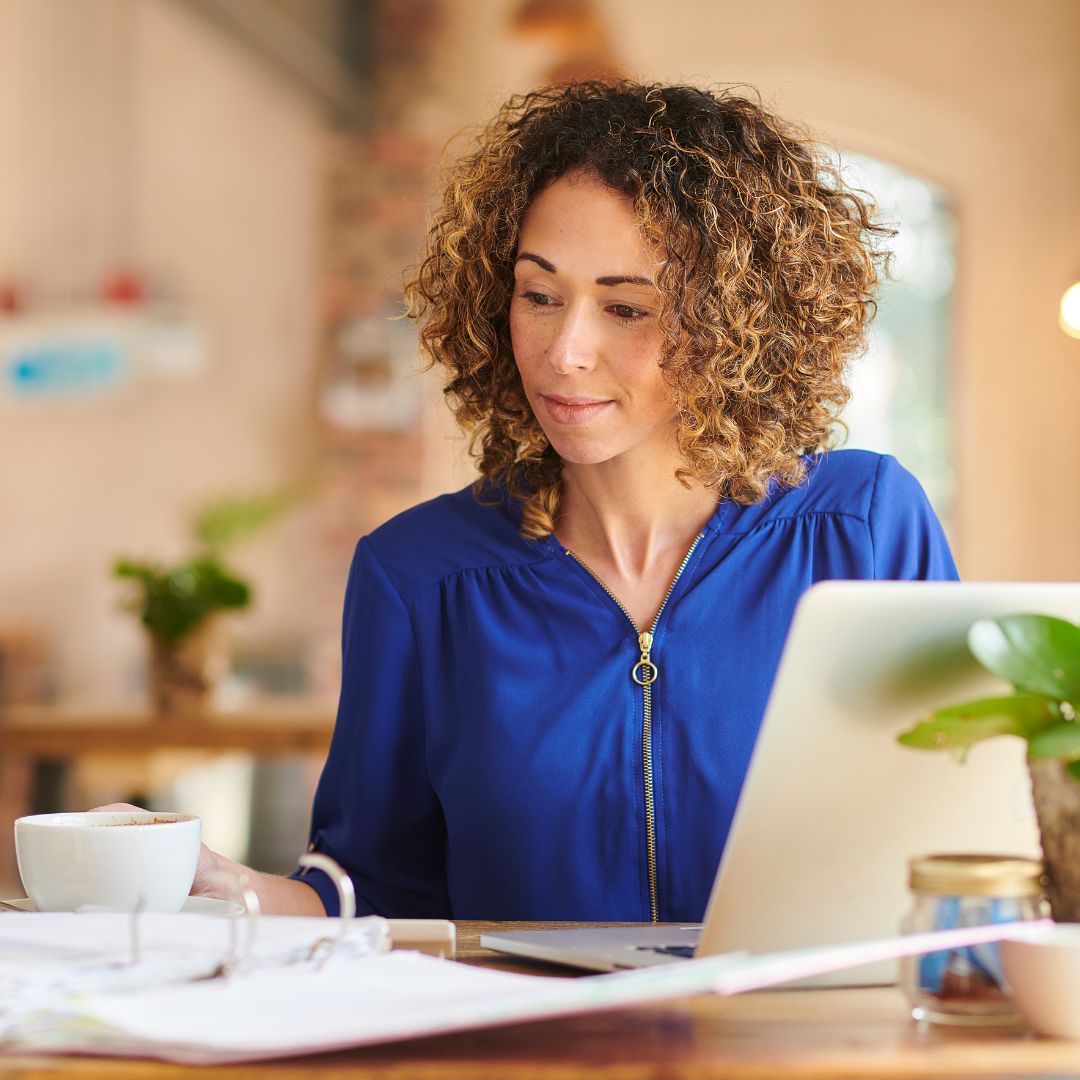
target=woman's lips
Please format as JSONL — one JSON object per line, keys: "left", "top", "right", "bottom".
{"left": 540, "top": 395, "right": 614, "bottom": 426}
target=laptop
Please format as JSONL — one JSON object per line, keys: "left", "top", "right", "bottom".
{"left": 482, "top": 580, "right": 1080, "bottom": 984}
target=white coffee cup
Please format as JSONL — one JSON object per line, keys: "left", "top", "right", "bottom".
{"left": 14, "top": 811, "right": 201, "bottom": 913}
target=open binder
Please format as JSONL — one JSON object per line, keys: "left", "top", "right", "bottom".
{"left": 0, "top": 855, "right": 1048, "bottom": 1064}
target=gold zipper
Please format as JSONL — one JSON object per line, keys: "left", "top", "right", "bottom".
{"left": 565, "top": 533, "right": 705, "bottom": 923}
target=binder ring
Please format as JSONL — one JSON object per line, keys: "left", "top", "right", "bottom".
{"left": 203, "top": 868, "right": 260, "bottom": 978}
{"left": 298, "top": 852, "right": 356, "bottom": 969}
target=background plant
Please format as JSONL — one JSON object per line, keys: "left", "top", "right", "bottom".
{"left": 114, "top": 491, "right": 296, "bottom": 647}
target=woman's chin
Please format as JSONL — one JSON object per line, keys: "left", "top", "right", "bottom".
{"left": 548, "top": 439, "right": 620, "bottom": 467}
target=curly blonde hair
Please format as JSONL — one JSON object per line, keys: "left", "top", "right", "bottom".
{"left": 405, "top": 81, "right": 891, "bottom": 539}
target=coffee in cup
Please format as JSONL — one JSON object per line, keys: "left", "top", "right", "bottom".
{"left": 14, "top": 811, "right": 201, "bottom": 912}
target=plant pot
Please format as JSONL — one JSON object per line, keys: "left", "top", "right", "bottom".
{"left": 147, "top": 621, "right": 229, "bottom": 717}
{"left": 1027, "top": 759, "right": 1080, "bottom": 922}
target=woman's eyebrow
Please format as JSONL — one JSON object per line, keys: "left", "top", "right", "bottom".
{"left": 516, "top": 251, "right": 556, "bottom": 273}
{"left": 516, "top": 251, "right": 655, "bottom": 288}
{"left": 595, "top": 274, "right": 655, "bottom": 288}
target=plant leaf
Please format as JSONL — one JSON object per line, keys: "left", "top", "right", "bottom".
{"left": 897, "top": 693, "right": 1059, "bottom": 761}
{"left": 968, "top": 615, "right": 1080, "bottom": 700}
{"left": 133, "top": 556, "right": 252, "bottom": 645}
{"left": 113, "top": 558, "right": 162, "bottom": 585}
{"left": 1067, "top": 760, "right": 1080, "bottom": 783}
{"left": 191, "top": 491, "right": 297, "bottom": 550}
{"left": 1029, "top": 722, "right": 1080, "bottom": 760}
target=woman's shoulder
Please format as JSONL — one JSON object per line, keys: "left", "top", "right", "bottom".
{"left": 797, "top": 448, "right": 921, "bottom": 515}
{"left": 724, "top": 449, "right": 927, "bottom": 532}
{"left": 359, "top": 484, "right": 551, "bottom": 603}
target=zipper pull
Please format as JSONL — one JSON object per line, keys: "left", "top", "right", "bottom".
{"left": 633, "top": 630, "right": 658, "bottom": 686}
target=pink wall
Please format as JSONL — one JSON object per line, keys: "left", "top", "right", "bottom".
{"left": 0, "top": 0, "right": 326, "bottom": 699}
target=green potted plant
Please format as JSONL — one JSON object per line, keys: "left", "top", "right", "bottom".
{"left": 114, "top": 492, "right": 293, "bottom": 715}
{"left": 898, "top": 614, "right": 1080, "bottom": 920}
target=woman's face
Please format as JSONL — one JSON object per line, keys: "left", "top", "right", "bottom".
{"left": 509, "top": 172, "right": 677, "bottom": 469}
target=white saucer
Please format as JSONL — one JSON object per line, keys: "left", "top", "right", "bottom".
{"left": 1, "top": 896, "right": 237, "bottom": 915}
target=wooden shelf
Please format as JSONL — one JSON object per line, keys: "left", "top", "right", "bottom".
{"left": 0, "top": 699, "right": 336, "bottom": 757}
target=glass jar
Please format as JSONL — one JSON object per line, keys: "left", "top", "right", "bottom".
{"left": 900, "top": 854, "right": 1046, "bottom": 1026}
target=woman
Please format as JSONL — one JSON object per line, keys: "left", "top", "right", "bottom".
{"left": 194, "top": 81, "right": 957, "bottom": 921}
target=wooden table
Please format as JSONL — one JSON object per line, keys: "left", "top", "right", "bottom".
{"left": 3, "top": 921, "right": 1080, "bottom": 1079}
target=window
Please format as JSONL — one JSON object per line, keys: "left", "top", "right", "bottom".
{"left": 831, "top": 152, "right": 956, "bottom": 526}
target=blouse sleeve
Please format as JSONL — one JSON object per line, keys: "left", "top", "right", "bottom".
{"left": 869, "top": 454, "right": 959, "bottom": 581}
{"left": 288, "top": 538, "right": 449, "bottom": 916}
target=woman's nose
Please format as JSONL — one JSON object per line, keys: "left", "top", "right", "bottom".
{"left": 547, "top": 306, "right": 599, "bottom": 373}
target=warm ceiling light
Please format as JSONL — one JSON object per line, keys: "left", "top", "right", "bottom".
{"left": 510, "top": 0, "right": 594, "bottom": 39}
{"left": 1061, "top": 281, "right": 1080, "bottom": 339}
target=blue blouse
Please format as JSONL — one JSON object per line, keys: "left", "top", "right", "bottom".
{"left": 291, "top": 450, "right": 958, "bottom": 921}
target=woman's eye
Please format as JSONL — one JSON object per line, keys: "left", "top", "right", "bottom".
{"left": 610, "top": 304, "right": 647, "bottom": 321}
{"left": 521, "top": 290, "right": 557, "bottom": 307}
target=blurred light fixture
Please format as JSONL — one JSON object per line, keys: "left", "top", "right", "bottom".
{"left": 510, "top": 0, "right": 594, "bottom": 37}
{"left": 1060, "top": 281, "right": 1080, "bottom": 340}
{"left": 509, "top": 0, "right": 623, "bottom": 82}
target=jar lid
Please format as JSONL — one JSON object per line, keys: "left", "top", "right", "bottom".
{"left": 908, "top": 853, "right": 1045, "bottom": 897}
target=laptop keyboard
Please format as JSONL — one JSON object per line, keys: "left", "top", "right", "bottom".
{"left": 636, "top": 945, "right": 695, "bottom": 959}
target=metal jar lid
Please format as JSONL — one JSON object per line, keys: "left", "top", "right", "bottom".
{"left": 908, "top": 854, "right": 1045, "bottom": 897}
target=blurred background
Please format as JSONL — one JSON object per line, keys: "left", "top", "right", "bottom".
{"left": 1, "top": 0, "right": 1078, "bottom": 891}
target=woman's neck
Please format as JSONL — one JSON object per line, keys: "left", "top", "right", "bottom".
{"left": 555, "top": 454, "right": 718, "bottom": 581}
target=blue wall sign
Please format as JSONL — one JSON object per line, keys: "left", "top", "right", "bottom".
{"left": 2, "top": 333, "right": 131, "bottom": 401}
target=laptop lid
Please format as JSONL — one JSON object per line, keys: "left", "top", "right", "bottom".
{"left": 696, "top": 580, "right": 1079, "bottom": 980}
